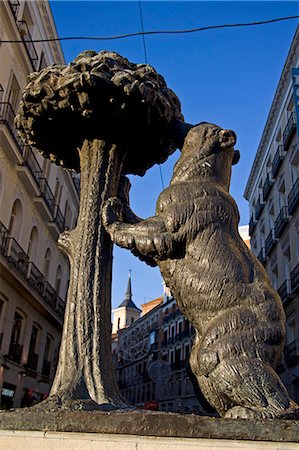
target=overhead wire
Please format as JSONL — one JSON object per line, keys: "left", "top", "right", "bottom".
{"left": 137, "top": 0, "right": 165, "bottom": 189}
{"left": 1, "top": 15, "right": 299, "bottom": 43}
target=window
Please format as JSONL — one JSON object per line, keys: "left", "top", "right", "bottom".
{"left": 54, "top": 178, "right": 62, "bottom": 205}
{"left": 43, "top": 248, "right": 51, "bottom": 279}
{"left": 8, "top": 199, "right": 23, "bottom": 241}
{"left": 39, "top": 52, "right": 48, "bottom": 70}
{"left": 55, "top": 265, "right": 62, "bottom": 295}
{"left": 64, "top": 201, "right": 73, "bottom": 230}
{"left": 117, "top": 317, "right": 121, "bottom": 330}
{"left": 10, "top": 311, "right": 23, "bottom": 346}
{"left": 29, "top": 324, "right": 40, "bottom": 356}
{"left": 44, "top": 334, "right": 53, "bottom": 362}
{"left": 27, "top": 226, "right": 39, "bottom": 262}
{"left": 270, "top": 256, "right": 278, "bottom": 290}
{"left": 278, "top": 180, "right": 286, "bottom": 210}
{"left": 8, "top": 74, "right": 20, "bottom": 113}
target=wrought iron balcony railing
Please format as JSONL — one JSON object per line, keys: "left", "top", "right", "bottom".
{"left": 272, "top": 145, "right": 285, "bottom": 178}
{"left": 54, "top": 205, "right": 65, "bottom": 233}
{"left": 288, "top": 178, "right": 299, "bottom": 216}
{"left": 265, "top": 229, "right": 276, "bottom": 257}
{"left": 249, "top": 215, "right": 257, "bottom": 236}
{"left": 27, "top": 262, "right": 45, "bottom": 297}
{"left": 274, "top": 206, "right": 289, "bottom": 239}
{"left": 8, "top": 0, "right": 20, "bottom": 17}
{"left": 26, "top": 352, "right": 38, "bottom": 372}
{"left": 71, "top": 173, "right": 80, "bottom": 196}
{"left": 0, "top": 222, "right": 8, "bottom": 255}
{"left": 6, "top": 237, "right": 29, "bottom": 278}
{"left": 283, "top": 112, "right": 297, "bottom": 150}
{"left": 255, "top": 197, "right": 265, "bottom": 220}
{"left": 262, "top": 173, "right": 274, "bottom": 202}
{"left": 257, "top": 247, "right": 266, "bottom": 265}
{"left": 0, "top": 220, "right": 65, "bottom": 321}
{"left": 42, "top": 359, "right": 51, "bottom": 377}
{"left": 277, "top": 279, "right": 293, "bottom": 305}
{"left": 17, "top": 20, "right": 39, "bottom": 70}
{"left": 8, "top": 342, "right": 23, "bottom": 364}
{"left": 291, "top": 261, "right": 299, "bottom": 295}
{"left": 0, "top": 101, "right": 25, "bottom": 156}
{"left": 22, "top": 147, "right": 43, "bottom": 186}
{"left": 38, "top": 178, "right": 56, "bottom": 217}
{"left": 284, "top": 340, "right": 299, "bottom": 367}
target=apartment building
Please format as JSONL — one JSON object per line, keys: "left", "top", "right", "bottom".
{"left": 244, "top": 26, "right": 299, "bottom": 402}
{"left": 112, "top": 278, "right": 204, "bottom": 413}
{"left": 0, "top": 1, "right": 79, "bottom": 408}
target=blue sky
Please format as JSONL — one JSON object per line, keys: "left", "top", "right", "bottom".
{"left": 50, "top": 1, "right": 299, "bottom": 308}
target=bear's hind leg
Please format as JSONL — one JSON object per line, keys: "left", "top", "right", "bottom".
{"left": 210, "top": 356, "right": 298, "bottom": 418}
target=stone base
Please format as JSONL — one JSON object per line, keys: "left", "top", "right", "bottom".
{"left": 0, "top": 409, "right": 299, "bottom": 449}
{"left": 1, "top": 430, "right": 299, "bottom": 450}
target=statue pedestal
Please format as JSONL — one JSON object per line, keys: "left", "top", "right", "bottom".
{"left": 1, "top": 429, "right": 299, "bottom": 450}
{"left": 0, "top": 410, "right": 299, "bottom": 449}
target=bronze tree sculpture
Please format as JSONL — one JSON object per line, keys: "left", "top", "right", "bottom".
{"left": 103, "top": 122, "right": 299, "bottom": 419}
{"left": 16, "top": 50, "right": 184, "bottom": 410}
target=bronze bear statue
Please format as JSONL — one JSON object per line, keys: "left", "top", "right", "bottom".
{"left": 103, "top": 122, "right": 298, "bottom": 418}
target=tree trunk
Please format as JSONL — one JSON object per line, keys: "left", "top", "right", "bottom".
{"left": 46, "top": 139, "right": 127, "bottom": 410}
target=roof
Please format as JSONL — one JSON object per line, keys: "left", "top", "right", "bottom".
{"left": 117, "top": 272, "right": 141, "bottom": 311}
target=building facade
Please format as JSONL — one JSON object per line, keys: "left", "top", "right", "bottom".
{"left": 0, "top": 0, "right": 79, "bottom": 408}
{"left": 244, "top": 26, "right": 299, "bottom": 402}
{"left": 112, "top": 280, "right": 205, "bottom": 413}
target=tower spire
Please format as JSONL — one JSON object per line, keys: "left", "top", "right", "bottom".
{"left": 117, "top": 271, "right": 140, "bottom": 310}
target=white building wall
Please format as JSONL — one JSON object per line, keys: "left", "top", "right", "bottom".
{"left": 244, "top": 26, "right": 299, "bottom": 402}
{"left": 0, "top": 0, "right": 79, "bottom": 408}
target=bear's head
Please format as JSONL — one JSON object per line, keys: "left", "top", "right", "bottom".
{"left": 172, "top": 122, "right": 239, "bottom": 190}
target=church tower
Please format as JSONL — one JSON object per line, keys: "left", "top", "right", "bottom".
{"left": 112, "top": 272, "right": 141, "bottom": 334}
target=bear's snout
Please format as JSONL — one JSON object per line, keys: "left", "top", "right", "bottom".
{"left": 218, "top": 129, "right": 236, "bottom": 149}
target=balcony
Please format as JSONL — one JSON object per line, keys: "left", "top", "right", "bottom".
{"left": 8, "top": 342, "right": 23, "bottom": 364}
{"left": 283, "top": 112, "right": 297, "bottom": 150}
{"left": 284, "top": 340, "right": 299, "bottom": 367}
{"left": 17, "top": 147, "right": 42, "bottom": 195}
{"left": 291, "top": 261, "right": 299, "bottom": 295}
{"left": 254, "top": 197, "right": 265, "bottom": 220}
{"left": 288, "top": 178, "right": 299, "bottom": 216}
{"left": 0, "top": 220, "right": 65, "bottom": 322}
{"left": 257, "top": 247, "right": 266, "bottom": 265}
{"left": 272, "top": 145, "right": 285, "bottom": 178}
{"left": 17, "top": 21, "right": 39, "bottom": 70}
{"left": 8, "top": 0, "right": 20, "bottom": 17}
{"left": 26, "top": 352, "right": 38, "bottom": 373}
{"left": 0, "top": 222, "right": 8, "bottom": 256}
{"left": 274, "top": 206, "right": 289, "bottom": 239}
{"left": 0, "top": 101, "right": 25, "bottom": 162}
{"left": 36, "top": 178, "right": 56, "bottom": 219}
{"left": 71, "top": 173, "right": 80, "bottom": 196}
{"left": 167, "top": 337, "right": 174, "bottom": 346}
{"left": 53, "top": 205, "right": 66, "bottom": 234}
{"left": 6, "top": 237, "right": 29, "bottom": 278}
{"left": 264, "top": 229, "right": 276, "bottom": 257}
{"left": 262, "top": 173, "right": 274, "bottom": 202}
{"left": 41, "top": 359, "right": 51, "bottom": 382}
{"left": 43, "top": 281, "right": 58, "bottom": 310}
{"left": 277, "top": 279, "right": 293, "bottom": 305}
{"left": 27, "top": 262, "right": 45, "bottom": 297}
{"left": 249, "top": 215, "right": 257, "bottom": 236}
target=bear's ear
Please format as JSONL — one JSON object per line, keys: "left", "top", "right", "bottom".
{"left": 232, "top": 150, "right": 240, "bottom": 165}
{"left": 218, "top": 129, "right": 236, "bottom": 149}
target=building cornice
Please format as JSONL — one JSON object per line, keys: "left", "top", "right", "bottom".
{"left": 36, "top": 0, "right": 65, "bottom": 64}
{"left": 244, "top": 25, "right": 299, "bottom": 201}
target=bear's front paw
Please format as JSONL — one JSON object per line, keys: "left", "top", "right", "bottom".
{"left": 102, "top": 197, "right": 124, "bottom": 228}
